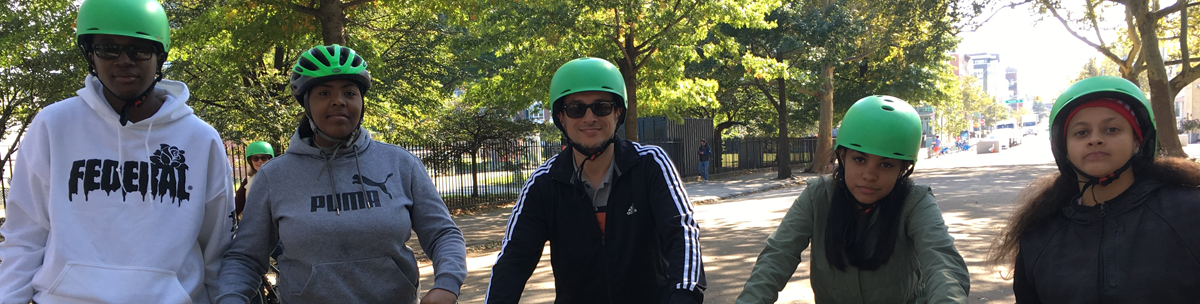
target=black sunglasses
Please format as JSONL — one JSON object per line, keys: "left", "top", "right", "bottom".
{"left": 249, "top": 155, "right": 273, "bottom": 162}
{"left": 563, "top": 102, "right": 616, "bottom": 118}
{"left": 91, "top": 44, "right": 158, "bottom": 61}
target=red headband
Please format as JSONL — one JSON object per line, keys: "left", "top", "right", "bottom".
{"left": 1063, "top": 98, "right": 1143, "bottom": 142}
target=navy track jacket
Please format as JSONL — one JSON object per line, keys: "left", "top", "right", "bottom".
{"left": 486, "top": 138, "right": 706, "bottom": 303}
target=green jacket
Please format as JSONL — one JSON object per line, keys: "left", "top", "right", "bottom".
{"left": 737, "top": 176, "right": 969, "bottom": 304}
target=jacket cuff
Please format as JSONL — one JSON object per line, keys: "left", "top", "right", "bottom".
{"left": 666, "top": 288, "right": 703, "bottom": 304}
{"left": 433, "top": 274, "right": 464, "bottom": 296}
{"left": 215, "top": 293, "right": 251, "bottom": 304}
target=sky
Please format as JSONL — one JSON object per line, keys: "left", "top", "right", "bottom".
{"left": 956, "top": 4, "right": 1123, "bottom": 100}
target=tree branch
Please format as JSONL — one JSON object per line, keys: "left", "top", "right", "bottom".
{"left": 961, "top": 0, "right": 1036, "bottom": 32}
{"left": 636, "top": 1, "right": 697, "bottom": 51}
{"left": 1086, "top": 0, "right": 1107, "bottom": 47}
{"left": 290, "top": 2, "right": 319, "bottom": 16}
{"left": 1165, "top": 57, "right": 1200, "bottom": 65}
{"left": 795, "top": 86, "right": 819, "bottom": 98}
{"left": 751, "top": 79, "right": 780, "bottom": 107}
{"left": 1125, "top": 3, "right": 1142, "bottom": 63}
{"left": 633, "top": 46, "right": 658, "bottom": 71}
{"left": 839, "top": 49, "right": 874, "bottom": 63}
{"left": 1042, "top": 0, "right": 1128, "bottom": 66}
{"left": 1182, "top": 0, "right": 1191, "bottom": 75}
{"left": 1153, "top": 0, "right": 1200, "bottom": 18}
{"left": 1169, "top": 66, "right": 1200, "bottom": 91}
{"left": 342, "top": 0, "right": 373, "bottom": 7}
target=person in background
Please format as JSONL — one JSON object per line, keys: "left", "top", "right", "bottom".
{"left": 697, "top": 139, "right": 712, "bottom": 182}
{"left": 236, "top": 141, "right": 273, "bottom": 217}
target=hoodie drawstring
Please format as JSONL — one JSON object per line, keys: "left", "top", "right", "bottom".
{"left": 144, "top": 121, "right": 154, "bottom": 160}
{"left": 352, "top": 146, "right": 370, "bottom": 210}
{"left": 319, "top": 146, "right": 343, "bottom": 215}
{"left": 315, "top": 130, "right": 370, "bottom": 215}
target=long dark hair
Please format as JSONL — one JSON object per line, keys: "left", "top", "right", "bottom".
{"left": 990, "top": 157, "right": 1200, "bottom": 277}
{"left": 824, "top": 147, "right": 915, "bottom": 271}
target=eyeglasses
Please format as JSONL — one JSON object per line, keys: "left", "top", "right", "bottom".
{"left": 563, "top": 102, "right": 616, "bottom": 119}
{"left": 91, "top": 44, "right": 158, "bottom": 61}
{"left": 249, "top": 155, "right": 273, "bottom": 162}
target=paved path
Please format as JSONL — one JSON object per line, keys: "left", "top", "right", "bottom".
{"left": 406, "top": 139, "right": 1200, "bottom": 303}
{"left": 406, "top": 168, "right": 818, "bottom": 259}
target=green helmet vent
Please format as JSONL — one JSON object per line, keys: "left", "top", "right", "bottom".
{"left": 288, "top": 44, "right": 372, "bottom": 105}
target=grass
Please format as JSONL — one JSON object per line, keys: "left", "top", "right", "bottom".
{"left": 479, "top": 172, "right": 525, "bottom": 186}
{"left": 720, "top": 153, "right": 811, "bottom": 167}
{"left": 448, "top": 201, "right": 514, "bottom": 216}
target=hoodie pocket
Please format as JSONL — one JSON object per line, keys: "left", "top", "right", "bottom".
{"left": 294, "top": 256, "right": 417, "bottom": 303}
{"left": 47, "top": 262, "right": 192, "bottom": 304}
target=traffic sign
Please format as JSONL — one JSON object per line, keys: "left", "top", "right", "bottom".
{"left": 1005, "top": 99, "right": 1023, "bottom": 104}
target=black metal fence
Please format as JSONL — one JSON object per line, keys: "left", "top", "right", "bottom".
{"left": 218, "top": 137, "right": 815, "bottom": 210}
{"left": 1, "top": 124, "right": 816, "bottom": 211}
{"left": 627, "top": 117, "right": 715, "bottom": 178}
{"left": 394, "top": 140, "right": 562, "bottom": 209}
{"left": 719, "top": 137, "right": 818, "bottom": 171}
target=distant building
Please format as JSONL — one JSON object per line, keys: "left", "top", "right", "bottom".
{"left": 948, "top": 54, "right": 971, "bottom": 77}
{"left": 1006, "top": 67, "right": 1018, "bottom": 97}
{"left": 1173, "top": 78, "right": 1200, "bottom": 128}
{"left": 966, "top": 53, "right": 1006, "bottom": 103}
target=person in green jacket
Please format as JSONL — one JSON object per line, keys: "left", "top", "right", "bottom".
{"left": 737, "top": 95, "right": 969, "bottom": 303}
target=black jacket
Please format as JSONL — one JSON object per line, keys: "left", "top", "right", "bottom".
{"left": 1014, "top": 179, "right": 1200, "bottom": 303}
{"left": 486, "top": 138, "right": 706, "bottom": 303}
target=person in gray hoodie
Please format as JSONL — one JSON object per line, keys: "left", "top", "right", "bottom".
{"left": 216, "top": 44, "right": 467, "bottom": 304}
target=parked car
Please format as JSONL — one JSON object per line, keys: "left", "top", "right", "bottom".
{"left": 992, "top": 120, "right": 1022, "bottom": 148}
{"left": 1021, "top": 114, "right": 1039, "bottom": 136}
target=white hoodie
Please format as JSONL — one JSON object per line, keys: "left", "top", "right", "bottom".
{"left": 0, "top": 75, "right": 234, "bottom": 304}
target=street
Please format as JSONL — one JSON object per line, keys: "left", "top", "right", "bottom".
{"left": 416, "top": 133, "right": 1144, "bottom": 303}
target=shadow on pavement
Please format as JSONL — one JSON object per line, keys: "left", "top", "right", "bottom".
{"left": 913, "top": 163, "right": 1057, "bottom": 303}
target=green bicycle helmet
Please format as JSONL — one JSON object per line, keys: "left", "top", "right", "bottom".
{"left": 289, "top": 44, "right": 372, "bottom": 106}
{"left": 75, "top": 0, "right": 171, "bottom": 54}
{"left": 1049, "top": 75, "right": 1156, "bottom": 184}
{"left": 547, "top": 57, "right": 629, "bottom": 159}
{"left": 836, "top": 95, "right": 923, "bottom": 163}
{"left": 548, "top": 57, "right": 628, "bottom": 130}
{"left": 245, "top": 141, "right": 274, "bottom": 160}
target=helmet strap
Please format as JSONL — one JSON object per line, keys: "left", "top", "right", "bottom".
{"left": 84, "top": 47, "right": 166, "bottom": 126}
{"left": 302, "top": 91, "right": 363, "bottom": 150}
{"left": 105, "top": 71, "right": 163, "bottom": 126}
{"left": 305, "top": 113, "right": 359, "bottom": 149}
{"left": 1073, "top": 156, "right": 1135, "bottom": 200}
{"left": 567, "top": 133, "right": 616, "bottom": 161}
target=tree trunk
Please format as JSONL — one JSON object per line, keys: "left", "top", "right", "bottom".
{"left": 470, "top": 151, "right": 479, "bottom": 197}
{"left": 814, "top": 64, "right": 836, "bottom": 174}
{"left": 714, "top": 121, "right": 745, "bottom": 173}
{"left": 624, "top": 71, "right": 639, "bottom": 141}
{"left": 318, "top": 0, "right": 348, "bottom": 45}
{"left": 1131, "top": 0, "right": 1187, "bottom": 157}
{"left": 775, "top": 77, "right": 792, "bottom": 179}
{"left": 618, "top": 28, "right": 640, "bottom": 142}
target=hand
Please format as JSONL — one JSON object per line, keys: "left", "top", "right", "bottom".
{"left": 420, "top": 288, "right": 458, "bottom": 304}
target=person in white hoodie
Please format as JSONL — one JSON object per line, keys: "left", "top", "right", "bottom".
{"left": 0, "top": 0, "right": 235, "bottom": 303}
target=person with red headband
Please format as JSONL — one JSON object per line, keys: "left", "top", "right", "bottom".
{"left": 989, "top": 76, "right": 1200, "bottom": 303}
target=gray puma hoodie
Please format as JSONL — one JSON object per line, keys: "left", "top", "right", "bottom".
{"left": 216, "top": 128, "right": 466, "bottom": 303}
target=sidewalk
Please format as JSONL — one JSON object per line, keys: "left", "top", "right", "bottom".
{"left": 408, "top": 168, "right": 818, "bottom": 259}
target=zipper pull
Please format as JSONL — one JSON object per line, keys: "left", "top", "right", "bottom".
{"left": 1099, "top": 203, "right": 1106, "bottom": 217}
